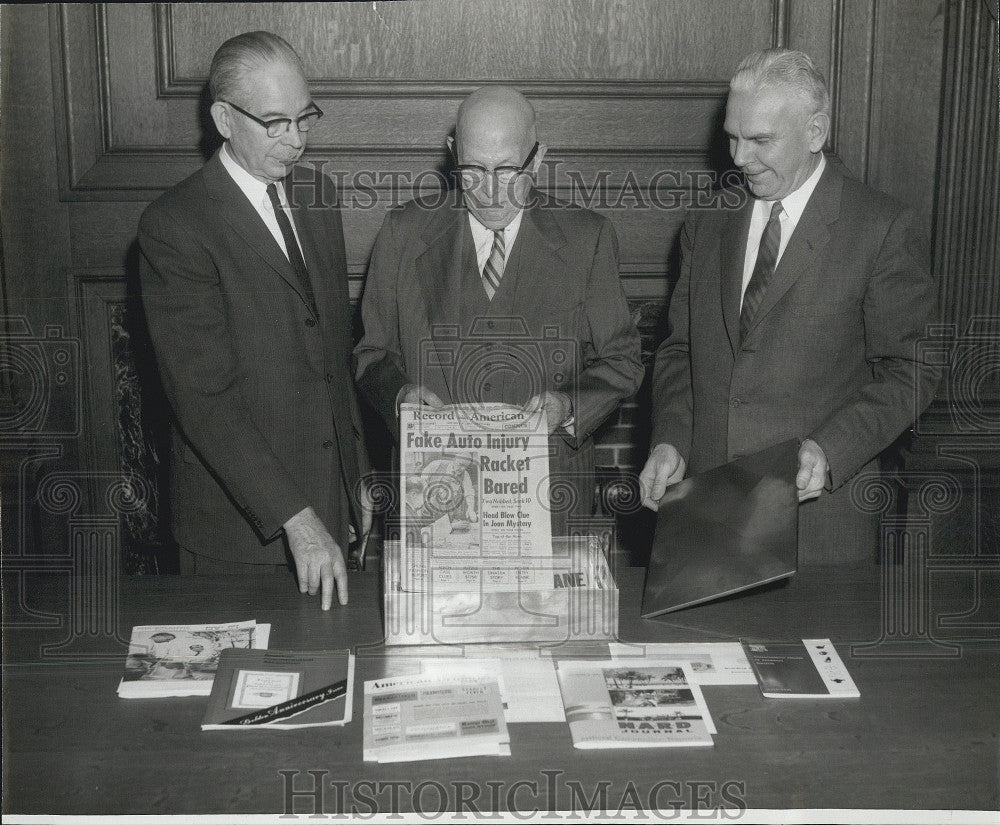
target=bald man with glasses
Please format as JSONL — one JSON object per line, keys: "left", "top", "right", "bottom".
{"left": 355, "top": 86, "right": 643, "bottom": 533}
{"left": 139, "top": 31, "right": 369, "bottom": 609}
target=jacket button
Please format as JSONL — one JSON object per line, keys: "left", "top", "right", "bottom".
{"left": 325, "top": 373, "right": 334, "bottom": 383}
{"left": 322, "top": 439, "right": 333, "bottom": 449}
{"left": 730, "top": 398, "right": 741, "bottom": 408}
{"left": 305, "top": 318, "right": 316, "bottom": 327}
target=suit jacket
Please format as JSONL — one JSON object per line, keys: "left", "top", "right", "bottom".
{"left": 354, "top": 189, "right": 643, "bottom": 522}
{"left": 650, "top": 159, "right": 939, "bottom": 563}
{"left": 138, "top": 149, "right": 367, "bottom": 564}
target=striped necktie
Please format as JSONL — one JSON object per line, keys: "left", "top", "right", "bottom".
{"left": 482, "top": 230, "right": 505, "bottom": 300}
{"left": 740, "top": 200, "right": 783, "bottom": 341}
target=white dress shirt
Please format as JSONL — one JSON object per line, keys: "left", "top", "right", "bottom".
{"left": 468, "top": 210, "right": 524, "bottom": 274}
{"left": 219, "top": 142, "right": 304, "bottom": 262}
{"left": 740, "top": 153, "right": 826, "bottom": 306}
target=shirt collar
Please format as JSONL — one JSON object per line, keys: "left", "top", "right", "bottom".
{"left": 220, "top": 142, "right": 283, "bottom": 208}
{"left": 766, "top": 153, "right": 826, "bottom": 224}
{"left": 467, "top": 208, "right": 525, "bottom": 242}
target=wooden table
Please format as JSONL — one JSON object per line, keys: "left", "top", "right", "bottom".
{"left": 3, "top": 563, "right": 998, "bottom": 817}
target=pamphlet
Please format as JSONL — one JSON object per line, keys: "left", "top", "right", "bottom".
{"left": 608, "top": 641, "right": 757, "bottom": 685}
{"left": 363, "top": 673, "right": 510, "bottom": 762}
{"left": 201, "top": 649, "right": 354, "bottom": 729}
{"left": 741, "top": 638, "right": 860, "bottom": 698}
{"left": 117, "top": 621, "right": 270, "bottom": 698}
{"left": 378, "top": 653, "right": 567, "bottom": 722}
{"left": 556, "top": 662, "right": 714, "bottom": 749}
{"left": 399, "top": 402, "right": 551, "bottom": 557}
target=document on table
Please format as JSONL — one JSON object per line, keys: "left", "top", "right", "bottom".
{"left": 608, "top": 642, "right": 756, "bottom": 685}
{"left": 378, "top": 654, "right": 566, "bottom": 722}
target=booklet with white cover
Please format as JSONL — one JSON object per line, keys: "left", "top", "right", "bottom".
{"left": 556, "top": 662, "right": 714, "bottom": 749}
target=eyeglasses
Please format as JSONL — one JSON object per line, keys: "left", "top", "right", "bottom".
{"left": 223, "top": 100, "right": 324, "bottom": 138}
{"left": 455, "top": 141, "right": 539, "bottom": 187}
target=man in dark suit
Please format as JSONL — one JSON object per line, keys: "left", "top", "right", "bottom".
{"left": 639, "top": 49, "right": 938, "bottom": 563}
{"left": 139, "top": 31, "right": 367, "bottom": 607}
{"left": 355, "top": 86, "right": 643, "bottom": 529}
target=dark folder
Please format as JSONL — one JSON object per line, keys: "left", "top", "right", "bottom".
{"left": 641, "top": 439, "right": 800, "bottom": 618}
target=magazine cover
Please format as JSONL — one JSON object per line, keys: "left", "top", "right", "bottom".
{"left": 557, "top": 663, "right": 714, "bottom": 748}
{"left": 118, "top": 621, "right": 270, "bottom": 697}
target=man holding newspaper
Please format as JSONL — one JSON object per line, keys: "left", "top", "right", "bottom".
{"left": 355, "top": 86, "right": 643, "bottom": 532}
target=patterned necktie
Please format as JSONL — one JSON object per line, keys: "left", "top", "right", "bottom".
{"left": 481, "top": 230, "right": 505, "bottom": 300}
{"left": 266, "top": 183, "right": 317, "bottom": 314}
{"left": 739, "top": 200, "right": 783, "bottom": 341}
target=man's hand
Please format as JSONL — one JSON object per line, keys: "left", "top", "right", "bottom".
{"left": 283, "top": 507, "right": 348, "bottom": 610}
{"left": 524, "top": 391, "right": 572, "bottom": 434}
{"left": 639, "top": 443, "right": 687, "bottom": 510}
{"left": 399, "top": 383, "right": 444, "bottom": 409}
{"left": 796, "top": 438, "right": 829, "bottom": 502}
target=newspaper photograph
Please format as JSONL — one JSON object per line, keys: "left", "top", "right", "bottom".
{"left": 399, "top": 402, "right": 552, "bottom": 558}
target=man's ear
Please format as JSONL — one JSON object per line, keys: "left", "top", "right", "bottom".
{"left": 210, "top": 101, "right": 232, "bottom": 140}
{"left": 807, "top": 111, "right": 831, "bottom": 153}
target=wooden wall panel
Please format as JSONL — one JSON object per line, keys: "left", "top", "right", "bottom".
{"left": 4, "top": 0, "right": 967, "bottom": 570}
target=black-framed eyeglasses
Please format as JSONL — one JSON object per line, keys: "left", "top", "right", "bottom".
{"left": 223, "top": 100, "right": 324, "bottom": 138}
{"left": 455, "top": 141, "right": 539, "bottom": 187}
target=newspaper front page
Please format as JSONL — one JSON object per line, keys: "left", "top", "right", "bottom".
{"left": 399, "top": 403, "right": 554, "bottom": 591}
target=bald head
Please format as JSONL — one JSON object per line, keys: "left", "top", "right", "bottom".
{"left": 456, "top": 86, "right": 537, "bottom": 157}
{"left": 451, "top": 86, "right": 543, "bottom": 230}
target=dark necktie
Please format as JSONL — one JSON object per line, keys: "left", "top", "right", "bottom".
{"left": 482, "top": 230, "right": 505, "bottom": 300}
{"left": 266, "top": 183, "right": 316, "bottom": 314}
{"left": 740, "top": 200, "right": 783, "bottom": 341}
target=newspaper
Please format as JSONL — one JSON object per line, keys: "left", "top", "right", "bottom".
{"left": 400, "top": 402, "right": 552, "bottom": 561}
{"left": 363, "top": 673, "right": 510, "bottom": 762}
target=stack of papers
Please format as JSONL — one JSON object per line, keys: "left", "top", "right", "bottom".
{"left": 201, "top": 649, "right": 354, "bottom": 730}
{"left": 376, "top": 649, "right": 566, "bottom": 722}
{"left": 556, "top": 661, "right": 715, "bottom": 749}
{"left": 363, "top": 674, "right": 509, "bottom": 762}
{"left": 117, "top": 620, "right": 270, "bottom": 698}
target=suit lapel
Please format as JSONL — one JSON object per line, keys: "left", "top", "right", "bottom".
{"left": 743, "top": 162, "right": 840, "bottom": 338}
{"left": 289, "top": 170, "right": 339, "bottom": 324}
{"left": 508, "top": 194, "right": 567, "bottom": 317}
{"left": 203, "top": 150, "right": 314, "bottom": 313}
{"left": 720, "top": 196, "right": 753, "bottom": 355}
{"left": 414, "top": 194, "right": 469, "bottom": 399}
{"left": 415, "top": 194, "right": 469, "bottom": 330}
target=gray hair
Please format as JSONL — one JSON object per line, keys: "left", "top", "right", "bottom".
{"left": 208, "top": 31, "right": 303, "bottom": 103}
{"left": 730, "top": 49, "right": 830, "bottom": 116}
